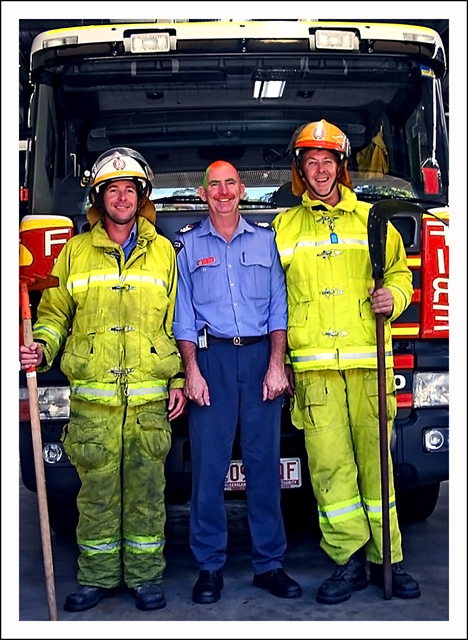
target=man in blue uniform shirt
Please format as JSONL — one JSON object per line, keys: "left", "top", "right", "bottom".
{"left": 173, "top": 160, "right": 301, "bottom": 604}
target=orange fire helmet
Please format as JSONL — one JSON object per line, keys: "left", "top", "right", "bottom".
{"left": 289, "top": 120, "right": 353, "bottom": 196}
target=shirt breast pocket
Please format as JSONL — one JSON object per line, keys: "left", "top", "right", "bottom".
{"left": 190, "top": 257, "right": 223, "bottom": 304}
{"left": 240, "top": 252, "right": 272, "bottom": 299}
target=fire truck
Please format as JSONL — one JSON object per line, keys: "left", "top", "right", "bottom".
{"left": 19, "top": 19, "right": 449, "bottom": 534}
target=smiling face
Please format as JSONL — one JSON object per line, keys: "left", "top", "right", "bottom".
{"left": 198, "top": 161, "right": 245, "bottom": 222}
{"left": 102, "top": 179, "right": 139, "bottom": 226}
{"left": 299, "top": 148, "right": 341, "bottom": 205}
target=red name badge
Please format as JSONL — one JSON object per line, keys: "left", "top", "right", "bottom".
{"left": 197, "top": 256, "right": 215, "bottom": 266}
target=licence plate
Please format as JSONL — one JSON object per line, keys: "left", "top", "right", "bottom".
{"left": 224, "top": 457, "right": 302, "bottom": 491}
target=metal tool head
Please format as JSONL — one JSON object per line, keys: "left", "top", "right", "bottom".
{"left": 367, "top": 200, "right": 424, "bottom": 280}
{"left": 20, "top": 273, "right": 59, "bottom": 291}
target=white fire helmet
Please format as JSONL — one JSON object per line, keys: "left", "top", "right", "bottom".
{"left": 89, "top": 147, "right": 153, "bottom": 201}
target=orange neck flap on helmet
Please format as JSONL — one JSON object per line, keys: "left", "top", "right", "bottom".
{"left": 86, "top": 195, "right": 156, "bottom": 228}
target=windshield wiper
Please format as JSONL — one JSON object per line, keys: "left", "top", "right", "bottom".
{"left": 239, "top": 199, "right": 276, "bottom": 208}
{"left": 355, "top": 192, "right": 448, "bottom": 208}
{"left": 153, "top": 196, "right": 276, "bottom": 208}
{"left": 153, "top": 195, "right": 203, "bottom": 204}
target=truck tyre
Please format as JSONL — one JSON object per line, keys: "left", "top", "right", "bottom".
{"left": 47, "top": 497, "right": 79, "bottom": 536}
{"left": 396, "top": 482, "right": 441, "bottom": 522}
{"left": 281, "top": 486, "right": 319, "bottom": 534}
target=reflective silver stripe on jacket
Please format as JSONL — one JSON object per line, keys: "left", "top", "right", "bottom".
{"left": 71, "top": 385, "right": 116, "bottom": 397}
{"left": 126, "top": 386, "right": 167, "bottom": 396}
{"left": 279, "top": 237, "right": 369, "bottom": 259}
{"left": 291, "top": 352, "right": 337, "bottom": 363}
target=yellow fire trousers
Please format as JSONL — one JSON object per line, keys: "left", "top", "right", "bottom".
{"left": 291, "top": 368, "right": 403, "bottom": 565}
{"left": 62, "top": 398, "right": 171, "bottom": 588}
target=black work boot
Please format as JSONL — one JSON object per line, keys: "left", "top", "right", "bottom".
{"left": 316, "top": 551, "right": 368, "bottom": 605}
{"left": 369, "top": 562, "right": 421, "bottom": 598}
{"left": 64, "top": 585, "right": 118, "bottom": 612}
{"left": 253, "top": 568, "right": 302, "bottom": 598}
{"left": 131, "top": 582, "right": 166, "bottom": 610}
{"left": 192, "top": 570, "right": 224, "bottom": 604}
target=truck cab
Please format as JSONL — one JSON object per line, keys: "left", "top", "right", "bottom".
{"left": 19, "top": 19, "right": 449, "bottom": 533}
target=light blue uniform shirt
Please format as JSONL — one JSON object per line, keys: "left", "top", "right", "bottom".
{"left": 121, "top": 221, "right": 138, "bottom": 261}
{"left": 173, "top": 216, "right": 287, "bottom": 343}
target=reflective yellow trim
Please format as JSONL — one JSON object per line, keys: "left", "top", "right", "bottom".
{"left": 363, "top": 495, "right": 398, "bottom": 520}
{"left": 406, "top": 257, "right": 422, "bottom": 268}
{"left": 290, "top": 346, "right": 393, "bottom": 371}
{"left": 123, "top": 274, "right": 168, "bottom": 289}
{"left": 77, "top": 536, "right": 122, "bottom": 555}
{"left": 391, "top": 326, "right": 419, "bottom": 337}
{"left": 33, "top": 324, "right": 66, "bottom": 350}
{"left": 67, "top": 269, "right": 168, "bottom": 294}
{"left": 70, "top": 379, "right": 169, "bottom": 406}
{"left": 124, "top": 533, "right": 165, "bottom": 554}
{"left": 424, "top": 209, "right": 449, "bottom": 220}
{"left": 317, "top": 495, "right": 365, "bottom": 524}
{"left": 290, "top": 350, "right": 337, "bottom": 371}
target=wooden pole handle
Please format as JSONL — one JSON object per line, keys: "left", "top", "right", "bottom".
{"left": 374, "top": 278, "right": 392, "bottom": 600}
{"left": 21, "top": 306, "right": 58, "bottom": 620}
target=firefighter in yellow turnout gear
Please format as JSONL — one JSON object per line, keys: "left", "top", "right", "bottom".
{"left": 272, "top": 120, "right": 421, "bottom": 604}
{"left": 19, "top": 148, "right": 186, "bottom": 612}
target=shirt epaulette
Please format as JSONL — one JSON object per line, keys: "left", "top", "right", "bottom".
{"left": 177, "top": 220, "right": 202, "bottom": 234}
{"left": 247, "top": 220, "right": 273, "bottom": 231}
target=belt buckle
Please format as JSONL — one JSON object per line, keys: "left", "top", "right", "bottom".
{"left": 233, "top": 336, "right": 242, "bottom": 346}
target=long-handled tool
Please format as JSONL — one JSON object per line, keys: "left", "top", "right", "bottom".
{"left": 368, "top": 200, "right": 430, "bottom": 599}
{"left": 367, "top": 199, "right": 427, "bottom": 599}
{"left": 367, "top": 203, "right": 393, "bottom": 600}
{"left": 20, "top": 275, "right": 59, "bottom": 621}
{"left": 19, "top": 214, "right": 74, "bottom": 621}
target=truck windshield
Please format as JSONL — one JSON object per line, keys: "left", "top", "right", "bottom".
{"left": 27, "top": 47, "right": 448, "bottom": 217}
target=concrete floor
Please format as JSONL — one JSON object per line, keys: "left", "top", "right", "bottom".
{"left": 9, "top": 479, "right": 464, "bottom": 638}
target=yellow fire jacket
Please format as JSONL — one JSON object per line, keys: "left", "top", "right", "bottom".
{"left": 272, "top": 185, "right": 413, "bottom": 372}
{"left": 33, "top": 202, "right": 183, "bottom": 405}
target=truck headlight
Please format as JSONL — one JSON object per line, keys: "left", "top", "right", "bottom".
{"left": 413, "top": 373, "right": 449, "bottom": 408}
{"left": 19, "top": 387, "right": 70, "bottom": 420}
{"left": 43, "top": 443, "right": 64, "bottom": 464}
{"left": 423, "top": 428, "right": 448, "bottom": 452}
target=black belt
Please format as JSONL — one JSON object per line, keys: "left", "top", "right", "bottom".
{"left": 207, "top": 334, "right": 267, "bottom": 347}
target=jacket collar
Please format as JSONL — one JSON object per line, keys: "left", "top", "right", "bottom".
{"left": 198, "top": 214, "right": 252, "bottom": 238}
{"left": 90, "top": 210, "right": 157, "bottom": 249}
{"left": 302, "top": 184, "right": 358, "bottom": 216}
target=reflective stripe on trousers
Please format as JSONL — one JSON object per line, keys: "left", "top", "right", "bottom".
{"left": 291, "top": 368, "right": 403, "bottom": 565}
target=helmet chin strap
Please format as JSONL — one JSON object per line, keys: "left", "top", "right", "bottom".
{"left": 296, "top": 154, "right": 345, "bottom": 200}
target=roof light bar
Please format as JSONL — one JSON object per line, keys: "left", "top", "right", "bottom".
{"left": 42, "top": 36, "right": 78, "bottom": 49}
{"left": 127, "top": 32, "right": 171, "bottom": 53}
{"left": 403, "top": 32, "right": 435, "bottom": 44}
{"left": 313, "top": 29, "right": 359, "bottom": 51}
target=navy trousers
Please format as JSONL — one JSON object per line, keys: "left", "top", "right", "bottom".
{"left": 188, "top": 338, "right": 286, "bottom": 574}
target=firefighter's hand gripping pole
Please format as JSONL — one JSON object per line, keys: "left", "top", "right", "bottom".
{"left": 20, "top": 276, "right": 59, "bottom": 621}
